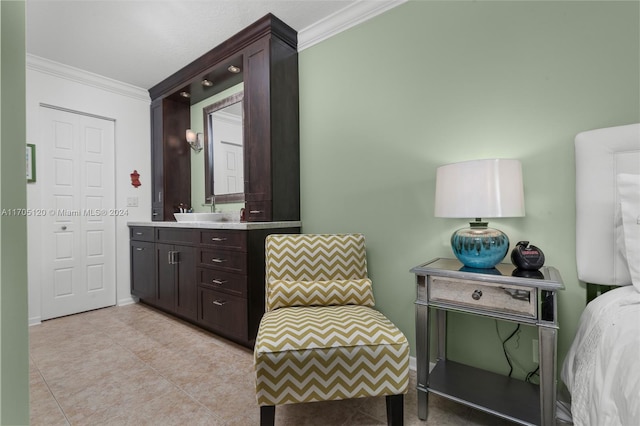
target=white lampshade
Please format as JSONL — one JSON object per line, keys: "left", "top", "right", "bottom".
{"left": 434, "top": 158, "right": 525, "bottom": 219}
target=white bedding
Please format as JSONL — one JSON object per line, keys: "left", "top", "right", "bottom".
{"left": 562, "top": 286, "right": 640, "bottom": 426}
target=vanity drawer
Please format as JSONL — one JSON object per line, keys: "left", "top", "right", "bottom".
{"left": 429, "top": 276, "right": 537, "bottom": 318}
{"left": 156, "top": 228, "right": 197, "bottom": 245}
{"left": 199, "top": 230, "right": 246, "bottom": 251}
{"left": 197, "top": 268, "right": 247, "bottom": 297}
{"left": 198, "top": 287, "right": 247, "bottom": 340}
{"left": 245, "top": 200, "right": 271, "bottom": 222}
{"left": 199, "top": 249, "right": 247, "bottom": 274}
{"left": 130, "top": 226, "right": 154, "bottom": 242}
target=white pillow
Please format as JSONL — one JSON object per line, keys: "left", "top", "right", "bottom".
{"left": 617, "top": 173, "right": 640, "bottom": 292}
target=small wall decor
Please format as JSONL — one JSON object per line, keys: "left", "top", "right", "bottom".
{"left": 130, "top": 170, "right": 141, "bottom": 188}
{"left": 26, "top": 144, "right": 36, "bottom": 183}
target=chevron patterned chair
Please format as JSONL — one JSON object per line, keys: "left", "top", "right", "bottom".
{"left": 254, "top": 233, "right": 410, "bottom": 425}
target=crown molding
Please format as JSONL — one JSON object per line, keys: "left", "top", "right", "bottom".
{"left": 298, "top": 0, "right": 406, "bottom": 51}
{"left": 26, "top": 54, "right": 150, "bottom": 102}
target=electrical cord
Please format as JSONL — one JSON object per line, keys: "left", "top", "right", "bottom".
{"left": 526, "top": 366, "right": 540, "bottom": 384}
{"left": 495, "top": 321, "right": 521, "bottom": 377}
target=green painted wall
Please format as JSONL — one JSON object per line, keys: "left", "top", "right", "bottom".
{"left": 299, "top": 0, "right": 639, "bottom": 380}
{"left": 0, "top": 1, "right": 29, "bottom": 423}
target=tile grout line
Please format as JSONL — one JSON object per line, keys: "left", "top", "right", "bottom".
{"left": 30, "top": 355, "right": 72, "bottom": 426}
{"left": 105, "top": 313, "right": 227, "bottom": 424}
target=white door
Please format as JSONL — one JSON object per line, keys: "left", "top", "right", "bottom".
{"left": 40, "top": 106, "right": 116, "bottom": 320}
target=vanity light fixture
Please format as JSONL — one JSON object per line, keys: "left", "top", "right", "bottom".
{"left": 179, "top": 91, "right": 191, "bottom": 98}
{"left": 202, "top": 79, "right": 214, "bottom": 87}
{"left": 434, "top": 158, "right": 525, "bottom": 269}
{"left": 186, "top": 129, "right": 203, "bottom": 153}
{"left": 228, "top": 65, "right": 241, "bottom": 73}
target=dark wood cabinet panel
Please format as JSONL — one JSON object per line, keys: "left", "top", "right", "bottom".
{"left": 156, "top": 227, "right": 197, "bottom": 245}
{"left": 130, "top": 226, "right": 154, "bottom": 242}
{"left": 198, "top": 287, "right": 248, "bottom": 340}
{"left": 130, "top": 240, "right": 155, "bottom": 301}
{"left": 155, "top": 242, "right": 197, "bottom": 321}
{"left": 199, "top": 229, "right": 247, "bottom": 251}
{"left": 151, "top": 98, "right": 190, "bottom": 222}
{"left": 175, "top": 245, "right": 197, "bottom": 321}
{"left": 199, "top": 248, "right": 247, "bottom": 274}
{"left": 197, "top": 268, "right": 247, "bottom": 297}
{"left": 156, "top": 243, "right": 177, "bottom": 312}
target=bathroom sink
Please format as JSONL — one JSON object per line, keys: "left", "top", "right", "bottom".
{"left": 174, "top": 212, "right": 240, "bottom": 223}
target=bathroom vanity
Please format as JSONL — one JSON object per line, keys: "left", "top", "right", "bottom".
{"left": 129, "top": 221, "right": 300, "bottom": 347}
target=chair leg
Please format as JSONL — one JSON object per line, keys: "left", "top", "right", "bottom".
{"left": 386, "top": 394, "right": 404, "bottom": 426}
{"left": 260, "top": 405, "right": 275, "bottom": 426}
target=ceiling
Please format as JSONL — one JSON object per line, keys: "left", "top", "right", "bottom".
{"left": 26, "top": 0, "right": 365, "bottom": 90}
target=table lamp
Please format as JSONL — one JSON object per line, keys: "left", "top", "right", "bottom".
{"left": 434, "top": 158, "right": 525, "bottom": 269}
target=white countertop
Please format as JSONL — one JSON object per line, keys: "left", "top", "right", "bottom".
{"left": 127, "top": 220, "right": 301, "bottom": 230}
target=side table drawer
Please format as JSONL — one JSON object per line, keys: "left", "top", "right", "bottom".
{"left": 429, "top": 276, "right": 537, "bottom": 318}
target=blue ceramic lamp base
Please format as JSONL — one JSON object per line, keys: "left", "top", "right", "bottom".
{"left": 451, "top": 220, "right": 509, "bottom": 269}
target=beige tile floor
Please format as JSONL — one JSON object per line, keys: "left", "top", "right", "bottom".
{"left": 30, "top": 303, "right": 512, "bottom": 425}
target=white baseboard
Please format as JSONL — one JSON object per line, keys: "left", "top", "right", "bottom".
{"left": 117, "top": 296, "right": 137, "bottom": 307}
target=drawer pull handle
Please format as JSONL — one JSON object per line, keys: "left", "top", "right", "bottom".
{"left": 249, "top": 210, "right": 263, "bottom": 214}
{"left": 211, "top": 258, "right": 226, "bottom": 263}
{"left": 472, "top": 290, "right": 483, "bottom": 300}
{"left": 135, "top": 247, "right": 145, "bottom": 251}
{"left": 211, "top": 237, "right": 227, "bottom": 242}
{"left": 211, "top": 279, "right": 227, "bottom": 286}
{"left": 212, "top": 299, "right": 227, "bottom": 306}
{"left": 503, "top": 288, "right": 531, "bottom": 301}
{"left": 135, "top": 232, "right": 143, "bottom": 236}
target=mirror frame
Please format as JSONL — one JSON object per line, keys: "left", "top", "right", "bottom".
{"left": 203, "top": 91, "right": 245, "bottom": 204}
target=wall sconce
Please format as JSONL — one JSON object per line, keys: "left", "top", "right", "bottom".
{"left": 186, "top": 129, "right": 203, "bottom": 153}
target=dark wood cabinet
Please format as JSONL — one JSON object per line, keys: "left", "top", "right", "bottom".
{"left": 129, "top": 224, "right": 300, "bottom": 347}
{"left": 130, "top": 240, "right": 155, "bottom": 302}
{"left": 155, "top": 242, "right": 197, "bottom": 321}
{"left": 155, "top": 243, "right": 177, "bottom": 311}
{"left": 148, "top": 14, "right": 299, "bottom": 222}
{"left": 154, "top": 229, "right": 198, "bottom": 321}
{"left": 243, "top": 34, "right": 299, "bottom": 222}
{"left": 150, "top": 98, "right": 191, "bottom": 221}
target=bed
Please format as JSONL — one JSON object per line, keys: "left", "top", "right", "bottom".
{"left": 561, "top": 123, "right": 640, "bottom": 426}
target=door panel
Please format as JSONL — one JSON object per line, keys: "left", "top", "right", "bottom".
{"left": 175, "top": 246, "right": 197, "bottom": 321}
{"left": 41, "top": 107, "right": 116, "bottom": 320}
{"left": 131, "top": 240, "right": 156, "bottom": 301}
{"left": 156, "top": 243, "right": 176, "bottom": 312}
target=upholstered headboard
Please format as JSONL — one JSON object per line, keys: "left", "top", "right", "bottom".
{"left": 575, "top": 123, "right": 640, "bottom": 293}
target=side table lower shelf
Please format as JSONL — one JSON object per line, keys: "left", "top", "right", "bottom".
{"left": 424, "top": 360, "right": 540, "bottom": 425}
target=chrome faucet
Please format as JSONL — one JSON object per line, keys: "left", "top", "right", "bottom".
{"left": 205, "top": 195, "right": 216, "bottom": 212}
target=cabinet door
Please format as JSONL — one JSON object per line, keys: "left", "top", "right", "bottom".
{"left": 151, "top": 99, "right": 164, "bottom": 221}
{"left": 243, "top": 37, "right": 272, "bottom": 219}
{"left": 175, "top": 245, "right": 197, "bottom": 321}
{"left": 131, "top": 240, "right": 155, "bottom": 301}
{"left": 156, "top": 243, "right": 176, "bottom": 312}
{"left": 150, "top": 98, "right": 191, "bottom": 221}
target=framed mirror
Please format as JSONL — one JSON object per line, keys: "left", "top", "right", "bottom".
{"left": 203, "top": 91, "right": 244, "bottom": 203}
